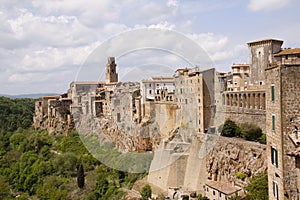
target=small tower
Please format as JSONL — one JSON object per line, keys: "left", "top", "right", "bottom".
{"left": 106, "top": 57, "right": 118, "bottom": 84}
{"left": 247, "top": 39, "right": 283, "bottom": 86}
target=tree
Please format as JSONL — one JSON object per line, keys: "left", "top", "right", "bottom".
{"left": 141, "top": 184, "right": 152, "bottom": 200}
{"left": 245, "top": 172, "right": 268, "bottom": 200}
{"left": 77, "top": 163, "right": 85, "bottom": 189}
{"left": 240, "top": 123, "right": 262, "bottom": 141}
{"left": 229, "top": 193, "right": 242, "bottom": 200}
{"left": 220, "top": 119, "right": 239, "bottom": 137}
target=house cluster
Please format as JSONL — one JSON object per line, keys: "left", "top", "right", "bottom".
{"left": 33, "top": 38, "right": 300, "bottom": 199}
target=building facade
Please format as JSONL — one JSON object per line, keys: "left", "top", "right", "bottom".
{"left": 266, "top": 48, "right": 300, "bottom": 200}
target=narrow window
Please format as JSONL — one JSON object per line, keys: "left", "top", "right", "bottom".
{"left": 149, "top": 90, "right": 152, "bottom": 95}
{"left": 198, "top": 79, "right": 200, "bottom": 83}
{"left": 296, "top": 157, "right": 300, "bottom": 168}
{"left": 213, "top": 191, "right": 215, "bottom": 195}
{"left": 273, "top": 181, "right": 279, "bottom": 200}
{"left": 272, "top": 115, "right": 275, "bottom": 131}
{"left": 271, "top": 147, "right": 278, "bottom": 168}
{"left": 271, "top": 85, "right": 275, "bottom": 102}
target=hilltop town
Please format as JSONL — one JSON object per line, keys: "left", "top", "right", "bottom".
{"left": 33, "top": 38, "right": 300, "bottom": 200}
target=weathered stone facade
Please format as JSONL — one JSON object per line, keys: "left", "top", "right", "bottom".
{"left": 33, "top": 95, "right": 74, "bottom": 135}
{"left": 266, "top": 50, "right": 300, "bottom": 200}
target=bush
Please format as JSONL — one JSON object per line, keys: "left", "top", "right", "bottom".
{"left": 258, "top": 133, "right": 267, "bottom": 144}
{"left": 220, "top": 119, "right": 239, "bottom": 137}
{"left": 235, "top": 172, "right": 246, "bottom": 181}
{"left": 197, "top": 193, "right": 209, "bottom": 200}
{"left": 141, "top": 184, "right": 152, "bottom": 200}
{"left": 240, "top": 123, "right": 262, "bottom": 141}
{"left": 245, "top": 172, "right": 268, "bottom": 200}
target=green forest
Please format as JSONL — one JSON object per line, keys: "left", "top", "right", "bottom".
{"left": 0, "top": 97, "right": 144, "bottom": 199}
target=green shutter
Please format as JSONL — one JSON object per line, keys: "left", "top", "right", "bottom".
{"left": 272, "top": 115, "right": 275, "bottom": 131}
{"left": 271, "top": 85, "right": 275, "bottom": 101}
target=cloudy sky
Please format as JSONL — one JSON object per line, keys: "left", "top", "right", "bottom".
{"left": 1, "top": 0, "right": 299, "bottom": 95}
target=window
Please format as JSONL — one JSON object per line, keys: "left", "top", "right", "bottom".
{"left": 213, "top": 191, "right": 215, "bottom": 195}
{"left": 296, "top": 157, "right": 300, "bottom": 168}
{"left": 273, "top": 181, "right": 279, "bottom": 200}
{"left": 149, "top": 84, "right": 151, "bottom": 87}
{"left": 272, "top": 115, "right": 275, "bottom": 131}
{"left": 117, "top": 113, "right": 121, "bottom": 122}
{"left": 219, "top": 192, "right": 222, "bottom": 197}
{"left": 185, "top": 99, "right": 188, "bottom": 104}
{"left": 271, "top": 147, "right": 278, "bottom": 168}
{"left": 198, "top": 87, "right": 200, "bottom": 92}
{"left": 271, "top": 85, "right": 275, "bottom": 102}
{"left": 190, "top": 80, "right": 192, "bottom": 83}
{"left": 149, "top": 90, "right": 152, "bottom": 95}
{"left": 198, "top": 79, "right": 200, "bottom": 83}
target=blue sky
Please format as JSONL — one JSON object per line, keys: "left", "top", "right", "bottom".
{"left": 0, "top": 0, "right": 299, "bottom": 94}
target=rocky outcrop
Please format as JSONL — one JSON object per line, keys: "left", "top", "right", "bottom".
{"left": 206, "top": 136, "right": 267, "bottom": 186}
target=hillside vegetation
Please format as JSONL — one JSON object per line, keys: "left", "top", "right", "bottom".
{"left": 0, "top": 97, "right": 145, "bottom": 199}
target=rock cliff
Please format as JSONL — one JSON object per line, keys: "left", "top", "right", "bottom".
{"left": 206, "top": 136, "right": 267, "bottom": 186}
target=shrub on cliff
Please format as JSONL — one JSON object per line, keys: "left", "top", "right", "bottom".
{"left": 240, "top": 123, "right": 263, "bottom": 141}
{"left": 141, "top": 184, "right": 152, "bottom": 200}
{"left": 219, "top": 119, "right": 239, "bottom": 137}
{"left": 258, "top": 133, "right": 267, "bottom": 144}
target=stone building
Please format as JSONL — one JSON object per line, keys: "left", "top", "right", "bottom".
{"left": 174, "top": 67, "right": 215, "bottom": 136}
{"left": 230, "top": 64, "right": 250, "bottom": 91}
{"left": 204, "top": 181, "right": 242, "bottom": 200}
{"left": 140, "top": 76, "right": 175, "bottom": 104}
{"left": 265, "top": 48, "right": 300, "bottom": 200}
{"left": 248, "top": 39, "right": 283, "bottom": 87}
{"left": 33, "top": 95, "right": 73, "bottom": 135}
{"left": 106, "top": 57, "right": 118, "bottom": 84}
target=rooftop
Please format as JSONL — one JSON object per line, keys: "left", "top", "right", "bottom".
{"left": 247, "top": 38, "right": 283, "bottom": 46}
{"left": 274, "top": 48, "right": 300, "bottom": 56}
{"left": 206, "top": 181, "right": 241, "bottom": 195}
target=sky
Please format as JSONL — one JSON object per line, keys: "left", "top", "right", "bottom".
{"left": 0, "top": 0, "right": 300, "bottom": 95}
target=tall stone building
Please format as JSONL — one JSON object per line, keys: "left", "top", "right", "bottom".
{"left": 265, "top": 48, "right": 300, "bottom": 200}
{"left": 248, "top": 39, "right": 283, "bottom": 87}
{"left": 106, "top": 57, "right": 118, "bottom": 84}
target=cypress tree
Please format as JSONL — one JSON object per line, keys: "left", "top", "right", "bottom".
{"left": 77, "top": 163, "right": 85, "bottom": 189}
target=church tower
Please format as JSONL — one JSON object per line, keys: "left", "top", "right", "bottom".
{"left": 106, "top": 57, "right": 118, "bottom": 84}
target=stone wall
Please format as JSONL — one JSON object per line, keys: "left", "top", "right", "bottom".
{"left": 223, "top": 106, "right": 266, "bottom": 132}
{"left": 148, "top": 136, "right": 267, "bottom": 193}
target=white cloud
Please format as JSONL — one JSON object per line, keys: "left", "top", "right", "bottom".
{"left": 188, "top": 33, "right": 228, "bottom": 53}
{"left": 248, "top": 0, "right": 290, "bottom": 11}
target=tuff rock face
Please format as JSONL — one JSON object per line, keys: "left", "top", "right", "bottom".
{"left": 206, "top": 136, "right": 267, "bottom": 186}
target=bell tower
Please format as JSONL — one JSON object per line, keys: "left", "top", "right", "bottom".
{"left": 106, "top": 57, "right": 118, "bottom": 84}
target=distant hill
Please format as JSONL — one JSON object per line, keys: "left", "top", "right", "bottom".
{"left": 0, "top": 93, "right": 60, "bottom": 99}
